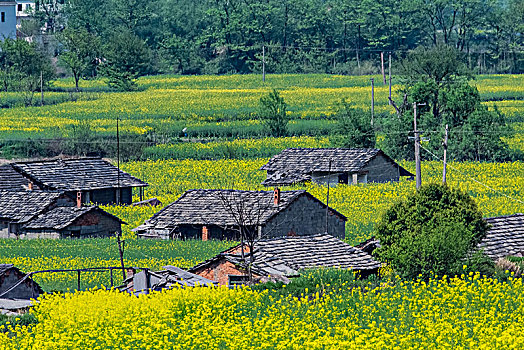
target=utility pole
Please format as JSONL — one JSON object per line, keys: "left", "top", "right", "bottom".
{"left": 262, "top": 45, "right": 266, "bottom": 82}
{"left": 116, "top": 232, "right": 126, "bottom": 281}
{"left": 370, "top": 78, "right": 374, "bottom": 127}
{"left": 325, "top": 159, "right": 332, "bottom": 234}
{"left": 381, "top": 52, "right": 386, "bottom": 84}
{"left": 116, "top": 116, "right": 120, "bottom": 204}
{"left": 413, "top": 102, "right": 423, "bottom": 189}
{"left": 388, "top": 53, "right": 392, "bottom": 105}
{"left": 442, "top": 124, "right": 448, "bottom": 184}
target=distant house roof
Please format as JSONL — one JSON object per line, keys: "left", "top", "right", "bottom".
{"left": 189, "top": 234, "right": 382, "bottom": 276}
{"left": 478, "top": 214, "right": 524, "bottom": 260}
{"left": 120, "top": 265, "right": 217, "bottom": 295}
{"left": 0, "top": 164, "right": 30, "bottom": 191}
{"left": 0, "top": 264, "right": 44, "bottom": 299}
{"left": 134, "top": 189, "right": 346, "bottom": 232}
{"left": 23, "top": 206, "right": 126, "bottom": 230}
{"left": 0, "top": 190, "right": 61, "bottom": 223}
{"left": 260, "top": 148, "right": 413, "bottom": 186}
{"left": 11, "top": 158, "right": 148, "bottom": 192}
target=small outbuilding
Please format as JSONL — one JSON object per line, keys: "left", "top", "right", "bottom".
{"left": 189, "top": 234, "right": 382, "bottom": 286}
{"left": 133, "top": 189, "right": 347, "bottom": 240}
{"left": 0, "top": 264, "right": 42, "bottom": 300}
{"left": 120, "top": 266, "right": 217, "bottom": 295}
{"left": 261, "top": 148, "right": 414, "bottom": 186}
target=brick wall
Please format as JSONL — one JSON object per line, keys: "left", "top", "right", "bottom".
{"left": 263, "top": 194, "right": 346, "bottom": 239}
{"left": 192, "top": 258, "right": 259, "bottom": 286}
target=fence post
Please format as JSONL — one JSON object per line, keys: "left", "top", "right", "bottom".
{"left": 77, "top": 270, "right": 81, "bottom": 291}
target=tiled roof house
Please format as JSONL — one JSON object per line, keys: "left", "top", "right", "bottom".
{"left": 261, "top": 148, "right": 414, "bottom": 186}
{"left": 0, "top": 190, "right": 124, "bottom": 239}
{"left": 134, "top": 189, "right": 347, "bottom": 240}
{"left": 0, "top": 158, "right": 148, "bottom": 205}
{"left": 189, "top": 234, "right": 382, "bottom": 286}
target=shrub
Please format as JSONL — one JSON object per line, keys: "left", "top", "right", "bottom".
{"left": 374, "top": 183, "right": 490, "bottom": 280}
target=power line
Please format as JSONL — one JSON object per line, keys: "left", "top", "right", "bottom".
{"left": 419, "top": 145, "right": 524, "bottom": 205}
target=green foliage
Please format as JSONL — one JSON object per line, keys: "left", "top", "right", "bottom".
{"left": 258, "top": 89, "right": 289, "bottom": 137}
{"left": 100, "top": 31, "right": 151, "bottom": 91}
{"left": 330, "top": 100, "right": 375, "bottom": 148}
{"left": 252, "top": 268, "right": 377, "bottom": 300}
{"left": 58, "top": 27, "right": 101, "bottom": 91}
{"left": 0, "top": 39, "right": 55, "bottom": 104}
{"left": 374, "top": 183, "right": 490, "bottom": 280}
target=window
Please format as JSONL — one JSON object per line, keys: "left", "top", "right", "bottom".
{"left": 1, "top": 12, "right": 5, "bottom": 23}
{"left": 17, "top": 4, "right": 22, "bottom": 11}
{"left": 26, "top": 4, "right": 31, "bottom": 10}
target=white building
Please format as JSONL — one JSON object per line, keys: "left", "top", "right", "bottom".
{"left": 16, "top": 0, "right": 33, "bottom": 27}
{"left": 0, "top": 1, "right": 16, "bottom": 39}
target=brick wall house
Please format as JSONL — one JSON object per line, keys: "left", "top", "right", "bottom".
{"left": 189, "top": 234, "right": 382, "bottom": 286}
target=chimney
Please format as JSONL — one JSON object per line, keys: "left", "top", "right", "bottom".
{"left": 202, "top": 226, "right": 209, "bottom": 241}
{"left": 76, "top": 191, "right": 82, "bottom": 208}
{"left": 28, "top": 182, "right": 33, "bottom": 191}
{"left": 274, "top": 188, "right": 281, "bottom": 206}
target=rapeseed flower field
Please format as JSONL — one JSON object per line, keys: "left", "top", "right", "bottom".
{"left": 1, "top": 273, "right": 524, "bottom": 349}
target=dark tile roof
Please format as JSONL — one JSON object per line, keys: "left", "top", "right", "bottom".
{"left": 11, "top": 158, "right": 147, "bottom": 191}
{"left": 190, "top": 234, "right": 382, "bottom": 275}
{"left": 134, "top": 189, "right": 345, "bottom": 232}
{"left": 478, "top": 214, "right": 524, "bottom": 260}
{"left": 0, "top": 165, "right": 30, "bottom": 191}
{"left": 261, "top": 148, "right": 413, "bottom": 186}
{"left": 120, "top": 266, "right": 217, "bottom": 294}
{"left": 0, "top": 190, "right": 61, "bottom": 223}
{"left": 23, "top": 206, "right": 125, "bottom": 230}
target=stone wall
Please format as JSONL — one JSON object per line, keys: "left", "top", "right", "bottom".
{"left": 362, "top": 154, "right": 401, "bottom": 183}
{"left": 262, "top": 195, "right": 346, "bottom": 239}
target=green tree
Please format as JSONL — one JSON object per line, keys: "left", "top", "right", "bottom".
{"left": 58, "top": 27, "right": 101, "bottom": 91}
{"left": 100, "top": 31, "right": 151, "bottom": 91}
{"left": 259, "top": 89, "right": 289, "bottom": 137}
{"left": 331, "top": 100, "right": 375, "bottom": 148}
{"left": 0, "top": 39, "right": 54, "bottom": 105}
{"left": 374, "top": 183, "right": 490, "bottom": 280}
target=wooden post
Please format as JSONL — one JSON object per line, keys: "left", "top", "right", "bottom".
{"left": 370, "top": 78, "right": 375, "bottom": 127}
{"left": 388, "top": 53, "right": 392, "bottom": 105}
{"left": 40, "top": 71, "right": 44, "bottom": 106}
{"left": 442, "top": 124, "right": 448, "bottom": 184}
{"left": 116, "top": 233, "right": 126, "bottom": 281}
{"left": 325, "top": 159, "right": 332, "bottom": 235}
{"left": 262, "top": 45, "right": 266, "bottom": 82}
{"left": 77, "top": 270, "right": 81, "bottom": 291}
{"left": 414, "top": 103, "right": 421, "bottom": 189}
{"left": 381, "top": 52, "right": 386, "bottom": 84}
{"left": 110, "top": 267, "right": 114, "bottom": 288}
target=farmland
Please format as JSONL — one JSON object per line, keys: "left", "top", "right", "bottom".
{"left": 0, "top": 73, "right": 522, "bottom": 348}
{"left": 0, "top": 74, "right": 522, "bottom": 149}
{"left": 1, "top": 158, "right": 522, "bottom": 291}
{"left": 2, "top": 273, "right": 524, "bottom": 349}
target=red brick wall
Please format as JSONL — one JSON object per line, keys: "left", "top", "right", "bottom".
{"left": 193, "top": 258, "right": 259, "bottom": 286}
